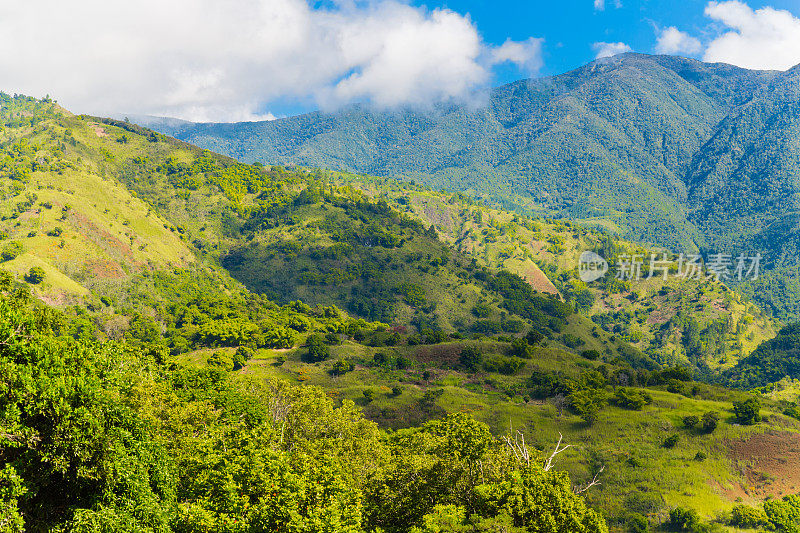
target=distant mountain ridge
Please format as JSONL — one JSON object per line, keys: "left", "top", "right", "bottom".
{"left": 137, "top": 53, "right": 800, "bottom": 318}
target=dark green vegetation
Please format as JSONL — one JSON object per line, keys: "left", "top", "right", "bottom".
{"left": 4, "top": 93, "right": 800, "bottom": 532}
{"left": 0, "top": 282, "right": 609, "bottom": 532}
{"left": 145, "top": 53, "right": 800, "bottom": 321}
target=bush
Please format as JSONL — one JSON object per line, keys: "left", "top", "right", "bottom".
{"left": 701, "top": 412, "right": 719, "bottom": 433}
{"left": 667, "top": 507, "right": 701, "bottom": 531}
{"left": 232, "top": 351, "right": 246, "bottom": 371}
{"left": 235, "top": 346, "right": 255, "bottom": 361}
{"left": 667, "top": 379, "right": 687, "bottom": 395}
{"left": 391, "top": 386, "right": 403, "bottom": 397}
{"left": 207, "top": 351, "right": 233, "bottom": 371}
{"left": 24, "top": 266, "right": 45, "bottom": 284}
{"left": 1, "top": 242, "right": 24, "bottom": 262}
{"left": 662, "top": 434, "right": 680, "bottom": 448}
{"left": 694, "top": 451, "right": 707, "bottom": 461}
{"left": 733, "top": 397, "right": 761, "bottom": 425}
{"left": 682, "top": 415, "right": 699, "bottom": 429}
{"left": 303, "top": 334, "right": 330, "bottom": 363}
{"left": 459, "top": 345, "right": 483, "bottom": 372}
{"left": 362, "top": 389, "right": 375, "bottom": 403}
{"left": 612, "top": 388, "right": 652, "bottom": 410}
{"left": 581, "top": 349, "right": 601, "bottom": 360}
{"left": 330, "top": 359, "right": 355, "bottom": 376}
{"left": 626, "top": 513, "right": 649, "bottom": 533}
{"left": 730, "top": 504, "right": 769, "bottom": 528}
{"left": 47, "top": 227, "right": 63, "bottom": 237}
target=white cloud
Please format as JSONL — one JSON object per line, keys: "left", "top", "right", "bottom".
{"left": 703, "top": 1, "right": 800, "bottom": 70}
{"left": 655, "top": 27, "right": 703, "bottom": 55}
{"left": 490, "top": 38, "right": 545, "bottom": 76}
{"left": 594, "top": 0, "right": 605, "bottom": 11}
{"left": 0, "top": 0, "right": 544, "bottom": 122}
{"left": 592, "top": 41, "right": 633, "bottom": 59}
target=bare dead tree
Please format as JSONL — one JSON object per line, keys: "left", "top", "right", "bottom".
{"left": 543, "top": 432, "right": 572, "bottom": 471}
{"left": 502, "top": 430, "right": 531, "bottom": 465}
{"left": 574, "top": 465, "right": 605, "bottom": 493}
{"left": 503, "top": 430, "right": 604, "bottom": 494}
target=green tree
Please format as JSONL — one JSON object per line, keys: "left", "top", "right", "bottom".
{"left": 733, "top": 397, "right": 761, "bottom": 425}
{"left": 24, "top": 266, "right": 45, "bottom": 284}
{"left": 304, "top": 334, "right": 330, "bottom": 363}
{"left": 459, "top": 345, "right": 483, "bottom": 372}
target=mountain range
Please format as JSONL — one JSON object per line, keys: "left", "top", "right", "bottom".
{"left": 139, "top": 53, "right": 800, "bottom": 320}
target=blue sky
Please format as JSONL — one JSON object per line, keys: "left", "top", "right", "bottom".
{"left": 423, "top": 0, "right": 800, "bottom": 83}
{"left": 5, "top": 0, "right": 800, "bottom": 121}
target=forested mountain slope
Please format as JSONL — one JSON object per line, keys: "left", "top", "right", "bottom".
{"left": 141, "top": 53, "right": 800, "bottom": 319}
{"left": 5, "top": 94, "right": 800, "bottom": 533}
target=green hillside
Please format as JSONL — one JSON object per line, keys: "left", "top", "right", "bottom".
{"left": 141, "top": 54, "right": 800, "bottom": 320}
{"left": 5, "top": 94, "right": 800, "bottom": 532}
{"left": 334, "top": 174, "right": 776, "bottom": 375}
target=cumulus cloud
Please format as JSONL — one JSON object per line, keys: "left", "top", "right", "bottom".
{"left": 490, "top": 38, "right": 545, "bottom": 76}
{"left": 0, "top": 0, "right": 544, "bottom": 121}
{"left": 703, "top": 1, "right": 800, "bottom": 70}
{"left": 594, "top": 0, "right": 605, "bottom": 11}
{"left": 655, "top": 27, "right": 703, "bottom": 55}
{"left": 592, "top": 41, "right": 632, "bottom": 59}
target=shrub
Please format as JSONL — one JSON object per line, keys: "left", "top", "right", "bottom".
{"left": 612, "top": 388, "right": 652, "bottom": 410}
{"left": 701, "top": 412, "right": 719, "bottom": 433}
{"left": 47, "top": 227, "right": 63, "bottom": 237}
{"left": 730, "top": 504, "right": 769, "bottom": 528}
{"left": 459, "top": 345, "right": 483, "bottom": 372}
{"left": 581, "top": 349, "right": 601, "bottom": 360}
{"left": 391, "top": 386, "right": 403, "bottom": 397}
{"left": 1, "top": 242, "right": 24, "bottom": 262}
{"left": 682, "top": 415, "right": 699, "bottom": 429}
{"left": 363, "top": 389, "right": 375, "bottom": 403}
{"left": 667, "top": 507, "right": 701, "bottom": 531}
{"left": 694, "top": 451, "right": 707, "bottom": 461}
{"left": 303, "top": 334, "right": 330, "bottom": 363}
{"left": 508, "top": 338, "right": 533, "bottom": 358}
{"left": 733, "top": 397, "right": 761, "bottom": 425}
{"left": 207, "top": 351, "right": 233, "bottom": 371}
{"left": 330, "top": 359, "right": 355, "bottom": 376}
{"left": 662, "top": 434, "right": 680, "bottom": 448}
{"left": 232, "top": 351, "right": 246, "bottom": 371}
{"left": 626, "top": 513, "right": 649, "bottom": 533}
{"left": 24, "top": 266, "right": 45, "bottom": 284}
{"left": 667, "top": 379, "right": 687, "bottom": 395}
{"left": 235, "top": 346, "right": 255, "bottom": 361}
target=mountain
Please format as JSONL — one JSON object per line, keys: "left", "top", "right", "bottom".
{"left": 139, "top": 53, "right": 800, "bottom": 319}
{"left": 4, "top": 94, "right": 800, "bottom": 532}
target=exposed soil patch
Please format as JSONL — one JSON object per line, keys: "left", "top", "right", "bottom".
{"left": 85, "top": 259, "right": 126, "bottom": 279}
{"left": 88, "top": 122, "right": 108, "bottom": 137}
{"left": 725, "top": 431, "right": 800, "bottom": 500}
{"left": 411, "top": 343, "right": 462, "bottom": 366}
{"left": 520, "top": 264, "right": 558, "bottom": 295}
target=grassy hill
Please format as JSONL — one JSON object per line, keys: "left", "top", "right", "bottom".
{"left": 332, "top": 174, "right": 776, "bottom": 375}
{"left": 140, "top": 54, "right": 800, "bottom": 321}
{"left": 5, "top": 93, "right": 800, "bottom": 532}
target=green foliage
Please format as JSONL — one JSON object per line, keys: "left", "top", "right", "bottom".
{"left": 682, "top": 415, "right": 699, "bottom": 429}
{"left": 0, "top": 242, "right": 23, "bottom": 262}
{"left": 728, "top": 322, "right": 800, "bottom": 388}
{"left": 730, "top": 504, "right": 769, "bottom": 529}
{"left": 24, "top": 266, "right": 45, "bottom": 284}
{"left": 701, "top": 412, "right": 719, "bottom": 433}
{"left": 458, "top": 345, "right": 483, "bottom": 372}
{"left": 304, "top": 334, "right": 331, "bottom": 363}
{"left": 612, "top": 388, "right": 652, "bottom": 410}
{"left": 733, "top": 397, "right": 761, "bottom": 425}
{"left": 662, "top": 434, "right": 680, "bottom": 449}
